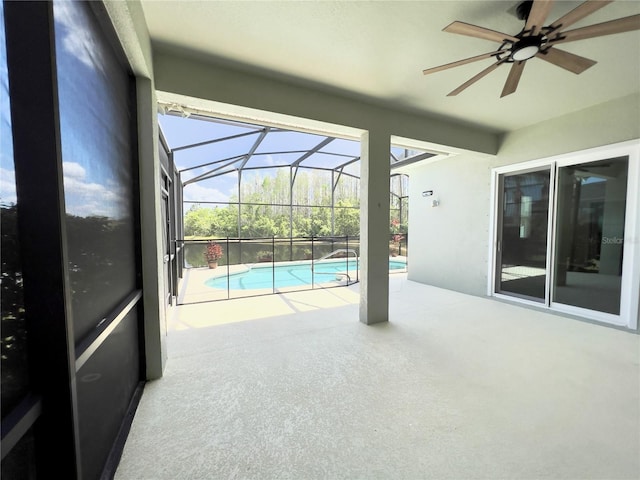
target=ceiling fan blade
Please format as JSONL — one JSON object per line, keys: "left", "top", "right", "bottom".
{"left": 536, "top": 47, "right": 597, "bottom": 74}
{"left": 525, "top": 0, "right": 555, "bottom": 35}
{"left": 501, "top": 61, "right": 526, "bottom": 97}
{"left": 549, "top": 0, "right": 613, "bottom": 31}
{"left": 422, "top": 50, "right": 506, "bottom": 75}
{"left": 550, "top": 14, "right": 640, "bottom": 44}
{"left": 444, "top": 21, "right": 519, "bottom": 43}
{"left": 447, "top": 60, "right": 505, "bottom": 96}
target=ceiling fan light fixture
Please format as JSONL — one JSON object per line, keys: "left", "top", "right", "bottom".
{"left": 510, "top": 36, "right": 543, "bottom": 61}
{"left": 512, "top": 44, "right": 540, "bottom": 60}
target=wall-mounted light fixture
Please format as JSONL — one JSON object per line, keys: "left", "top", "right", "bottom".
{"left": 422, "top": 189, "right": 439, "bottom": 206}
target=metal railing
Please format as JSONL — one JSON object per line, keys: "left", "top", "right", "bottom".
{"left": 175, "top": 234, "right": 407, "bottom": 304}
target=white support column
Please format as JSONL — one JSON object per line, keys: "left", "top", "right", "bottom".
{"left": 359, "top": 130, "right": 390, "bottom": 324}
{"left": 137, "top": 77, "right": 167, "bottom": 379}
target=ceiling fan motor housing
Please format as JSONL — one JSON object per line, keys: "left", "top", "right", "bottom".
{"left": 516, "top": 0, "right": 534, "bottom": 21}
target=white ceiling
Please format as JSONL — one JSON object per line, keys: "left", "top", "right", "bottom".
{"left": 140, "top": 0, "right": 640, "bottom": 133}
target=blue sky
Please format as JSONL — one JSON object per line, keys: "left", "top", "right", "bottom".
{"left": 0, "top": 2, "right": 15, "bottom": 207}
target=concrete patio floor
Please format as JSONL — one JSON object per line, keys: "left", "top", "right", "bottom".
{"left": 115, "top": 275, "right": 640, "bottom": 479}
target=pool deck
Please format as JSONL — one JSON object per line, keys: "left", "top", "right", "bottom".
{"left": 177, "top": 256, "right": 407, "bottom": 305}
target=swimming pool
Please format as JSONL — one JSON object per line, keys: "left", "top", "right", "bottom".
{"left": 205, "top": 259, "right": 406, "bottom": 290}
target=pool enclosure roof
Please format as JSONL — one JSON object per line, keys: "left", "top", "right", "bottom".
{"left": 157, "top": 110, "right": 437, "bottom": 189}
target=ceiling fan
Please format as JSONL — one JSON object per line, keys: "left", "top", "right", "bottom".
{"left": 422, "top": 0, "right": 640, "bottom": 97}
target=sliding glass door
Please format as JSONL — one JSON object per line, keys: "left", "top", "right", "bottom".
{"left": 553, "top": 158, "right": 628, "bottom": 315}
{"left": 493, "top": 148, "right": 637, "bottom": 328}
{"left": 496, "top": 168, "right": 550, "bottom": 302}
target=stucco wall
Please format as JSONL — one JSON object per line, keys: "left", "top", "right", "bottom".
{"left": 407, "top": 93, "right": 640, "bottom": 297}
{"left": 496, "top": 93, "right": 640, "bottom": 167}
{"left": 406, "top": 154, "right": 492, "bottom": 296}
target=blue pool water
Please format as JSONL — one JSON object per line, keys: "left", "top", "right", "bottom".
{"left": 205, "top": 259, "right": 406, "bottom": 290}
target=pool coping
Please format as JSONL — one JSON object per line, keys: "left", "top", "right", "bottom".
{"left": 205, "top": 256, "right": 407, "bottom": 279}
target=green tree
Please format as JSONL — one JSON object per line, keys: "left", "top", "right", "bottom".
{"left": 274, "top": 215, "right": 291, "bottom": 237}
{"left": 182, "top": 166, "right": 388, "bottom": 239}
{"left": 184, "top": 205, "right": 216, "bottom": 237}
{"left": 293, "top": 214, "right": 311, "bottom": 237}
{"left": 184, "top": 204, "right": 240, "bottom": 238}
{"left": 310, "top": 207, "right": 331, "bottom": 236}
{"left": 211, "top": 205, "right": 239, "bottom": 237}
{"left": 334, "top": 200, "right": 360, "bottom": 236}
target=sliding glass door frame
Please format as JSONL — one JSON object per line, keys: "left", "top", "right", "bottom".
{"left": 550, "top": 146, "right": 639, "bottom": 328}
{"left": 489, "top": 140, "right": 640, "bottom": 330}
{"left": 492, "top": 164, "right": 556, "bottom": 303}
{"left": 489, "top": 158, "right": 556, "bottom": 308}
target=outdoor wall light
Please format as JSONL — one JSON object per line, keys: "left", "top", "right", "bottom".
{"left": 422, "top": 190, "right": 439, "bottom": 206}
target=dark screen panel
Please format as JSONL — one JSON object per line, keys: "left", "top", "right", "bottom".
{"left": 52, "top": 2, "right": 142, "bottom": 478}
{"left": 76, "top": 310, "right": 140, "bottom": 480}
{"left": 0, "top": 0, "right": 30, "bottom": 419}
{"left": 0, "top": 425, "right": 37, "bottom": 479}
{"left": 53, "top": 0, "right": 137, "bottom": 342}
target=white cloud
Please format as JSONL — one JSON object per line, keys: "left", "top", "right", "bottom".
{"left": 0, "top": 162, "right": 130, "bottom": 218}
{"left": 183, "top": 183, "right": 229, "bottom": 203}
{"left": 0, "top": 167, "right": 17, "bottom": 205}
{"left": 62, "top": 162, "right": 127, "bottom": 218}
{"left": 63, "top": 161, "right": 86, "bottom": 180}
{"left": 54, "top": 1, "right": 105, "bottom": 73}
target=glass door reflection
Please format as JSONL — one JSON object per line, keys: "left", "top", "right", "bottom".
{"left": 553, "top": 158, "right": 628, "bottom": 314}
{"left": 496, "top": 169, "right": 550, "bottom": 302}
